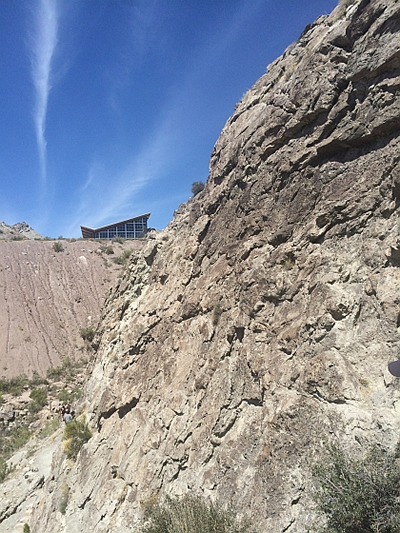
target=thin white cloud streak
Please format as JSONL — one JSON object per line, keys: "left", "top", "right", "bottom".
{"left": 65, "top": 0, "right": 267, "bottom": 237}
{"left": 29, "top": 0, "right": 59, "bottom": 185}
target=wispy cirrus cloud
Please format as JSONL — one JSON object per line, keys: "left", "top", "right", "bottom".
{"left": 65, "top": 113, "right": 177, "bottom": 237}
{"left": 29, "top": 0, "right": 59, "bottom": 185}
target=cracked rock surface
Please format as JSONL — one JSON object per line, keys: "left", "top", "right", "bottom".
{"left": 26, "top": 1, "right": 400, "bottom": 532}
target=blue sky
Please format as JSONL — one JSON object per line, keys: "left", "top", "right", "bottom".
{"left": 0, "top": 0, "right": 337, "bottom": 238}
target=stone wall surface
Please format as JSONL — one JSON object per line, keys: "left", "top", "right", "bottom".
{"left": 22, "top": 0, "right": 400, "bottom": 531}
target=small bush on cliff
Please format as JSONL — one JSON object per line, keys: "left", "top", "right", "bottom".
{"left": 29, "top": 387, "right": 48, "bottom": 413}
{"left": 80, "top": 326, "right": 95, "bottom": 342}
{"left": 312, "top": 440, "right": 400, "bottom": 533}
{"left": 52, "top": 241, "right": 64, "bottom": 252}
{"left": 63, "top": 417, "right": 92, "bottom": 460}
{"left": 191, "top": 181, "right": 205, "bottom": 196}
{"left": 137, "top": 494, "right": 257, "bottom": 533}
{"left": 112, "top": 248, "right": 133, "bottom": 266}
{"left": 101, "top": 244, "right": 114, "bottom": 255}
{"left": 0, "top": 457, "right": 13, "bottom": 483}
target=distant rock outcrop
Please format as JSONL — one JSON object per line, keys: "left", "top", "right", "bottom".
{"left": 0, "top": 221, "right": 43, "bottom": 240}
{"left": 2, "top": 0, "right": 398, "bottom": 531}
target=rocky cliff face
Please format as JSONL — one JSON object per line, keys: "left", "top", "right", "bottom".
{"left": 0, "top": 239, "right": 141, "bottom": 378}
{"left": 25, "top": 1, "right": 400, "bottom": 532}
{"left": 0, "top": 221, "right": 43, "bottom": 241}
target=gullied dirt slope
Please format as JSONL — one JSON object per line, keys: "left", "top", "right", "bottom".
{"left": 25, "top": 1, "right": 400, "bottom": 532}
{"left": 0, "top": 239, "right": 142, "bottom": 377}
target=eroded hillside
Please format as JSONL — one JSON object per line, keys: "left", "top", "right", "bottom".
{"left": 3, "top": 0, "right": 398, "bottom": 532}
{"left": 0, "top": 239, "right": 143, "bottom": 378}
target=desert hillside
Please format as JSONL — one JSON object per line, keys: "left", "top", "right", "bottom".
{"left": 0, "top": 0, "right": 399, "bottom": 532}
{"left": 0, "top": 238, "right": 144, "bottom": 378}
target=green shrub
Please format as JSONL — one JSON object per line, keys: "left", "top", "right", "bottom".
{"left": 47, "top": 357, "right": 85, "bottom": 381}
{"left": 0, "top": 427, "right": 32, "bottom": 458}
{"left": 0, "top": 457, "right": 13, "bottom": 483}
{"left": 30, "top": 371, "right": 48, "bottom": 387}
{"left": 46, "top": 365, "right": 64, "bottom": 380}
{"left": 137, "top": 494, "right": 256, "bottom": 533}
{"left": 0, "top": 375, "right": 29, "bottom": 396}
{"left": 23, "top": 524, "right": 30, "bottom": 533}
{"left": 57, "top": 385, "right": 81, "bottom": 404}
{"left": 312, "top": 441, "right": 400, "bottom": 533}
{"left": 191, "top": 181, "right": 205, "bottom": 196}
{"left": 101, "top": 245, "right": 114, "bottom": 255}
{"left": 80, "top": 326, "right": 95, "bottom": 342}
{"left": 29, "top": 387, "right": 48, "bottom": 413}
{"left": 63, "top": 417, "right": 92, "bottom": 460}
{"left": 112, "top": 249, "right": 133, "bottom": 266}
{"left": 52, "top": 241, "right": 64, "bottom": 252}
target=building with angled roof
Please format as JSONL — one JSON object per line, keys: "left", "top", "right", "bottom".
{"left": 81, "top": 213, "right": 151, "bottom": 239}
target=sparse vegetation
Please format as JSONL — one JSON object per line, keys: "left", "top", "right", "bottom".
{"left": 52, "top": 241, "right": 64, "bottom": 252}
{"left": 63, "top": 416, "right": 92, "bottom": 460}
{"left": 0, "top": 360, "right": 87, "bottom": 470}
{"left": 112, "top": 249, "right": 133, "bottom": 266}
{"left": 312, "top": 440, "right": 400, "bottom": 533}
{"left": 57, "top": 385, "right": 82, "bottom": 404}
{"left": 23, "top": 524, "right": 30, "bottom": 533}
{"left": 29, "top": 387, "right": 48, "bottom": 413}
{"left": 38, "top": 418, "right": 59, "bottom": 440}
{"left": 59, "top": 484, "right": 70, "bottom": 514}
{"left": 191, "top": 181, "right": 205, "bottom": 196}
{"left": 212, "top": 305, "right": 223, "bottom": 326}
{"left": 0, "top": 375, "right": 29, "bottom": 396}
{"left": 280, "top": 252, "right": 296, "bottom": 270}
{"left": 0, "top": 426, "right": 32, "bottom": 459}
{"left": 80, "top": 326, "right": 95, "bottom": 342}
{"left": 0, "top": 456, "right": 13, "bottom": 483}
{"left": 11, "top": 235, "right": 25, "bottom": 241}
{"left": 30, "top": 371, "right": 48, "bottom": 387}
{"left": 46, "top": 356, "right": 86, "bottom": 382}
{"left": 137, "top": 494, "right": 257, "bottom": 533}
{"left": 101, "top": 245, "right": 114, "bottom": 255}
